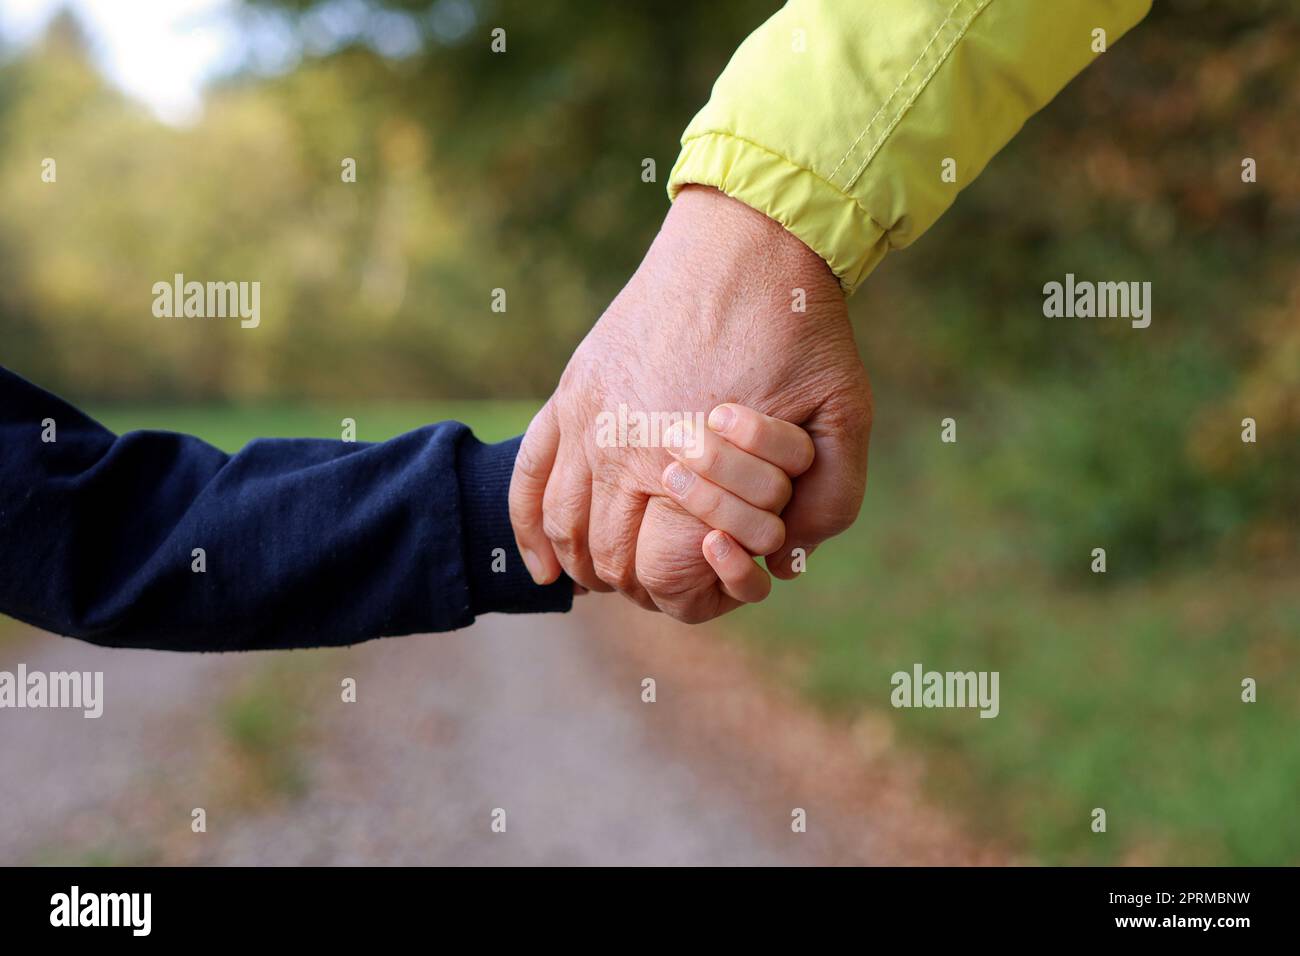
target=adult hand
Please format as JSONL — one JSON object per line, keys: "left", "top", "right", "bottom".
{"left": 509, "top": 185, "right": 872, "bottom": 622}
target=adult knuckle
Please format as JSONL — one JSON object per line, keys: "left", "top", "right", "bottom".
{"left": 542, "top": 514, "right": 581, "bottom": 554}
{"left": 635, "top": 551, "right": 699, "bottom": 599}
{"left": 591, "top": 548, "right": 637, "bottom": 592}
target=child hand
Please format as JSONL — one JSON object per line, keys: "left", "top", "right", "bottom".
{"left": 659, "top": 404, "right": 814, "bottom": 605}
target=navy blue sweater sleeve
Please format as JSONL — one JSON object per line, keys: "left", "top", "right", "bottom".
{"left": 0, "top": 366, "right": 571, "bottom": 651}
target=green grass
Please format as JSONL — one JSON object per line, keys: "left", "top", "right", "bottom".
{"left": 28, "top": 841, "right": 161, "bottom": 867}
{"left": 744, "top": 403, "right": 1300, "bottom": 865}
{"left": 86, "top": 400, "right": 539, "bottom": 453}
{"left": 0, "top": 613, "right": 34, "bottom": 650}
{"left": 218, "top": 662, "right": 313, "bottom": 802}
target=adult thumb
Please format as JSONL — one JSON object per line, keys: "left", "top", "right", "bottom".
{"left": 509, "top": 399, "right": 563, "bottom": 584}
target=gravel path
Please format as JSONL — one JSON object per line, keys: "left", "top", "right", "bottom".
{"left": 182, "top": 609, "right": 828, "bottom": 865}
{"left": 0, "top": 604, "right": 994, "bottom": 865}
{"left": 0, "top": 632, "right": 246, "bottom": 864}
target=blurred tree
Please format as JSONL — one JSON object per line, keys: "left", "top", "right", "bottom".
{"left": 0, "top": 0, "right": 1294, "bottom": 570}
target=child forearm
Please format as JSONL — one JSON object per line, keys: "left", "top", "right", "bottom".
{"left": 0, "top": 366, "right": 570, "bottom": 651}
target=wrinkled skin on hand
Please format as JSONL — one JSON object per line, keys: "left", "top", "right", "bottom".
{"left": 509, "top": 185, "right": 872, "bottom": 623}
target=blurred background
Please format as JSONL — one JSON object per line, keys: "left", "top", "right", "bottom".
{"left": 1, "top": 0, "right": 1297, "bottom": 865}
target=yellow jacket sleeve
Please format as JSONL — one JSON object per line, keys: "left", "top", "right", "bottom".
{"left": 668, "top": 0, "right": 1152, "bottom": 294}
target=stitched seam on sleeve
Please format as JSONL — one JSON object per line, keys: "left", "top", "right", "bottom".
{"left": 843, "top": 0, "right": 994, "bottom": 191}
{"left": 676, "top": 130, "right": 893, "bottom": 236}
{"left": 826, "top": 0, "right": 967, "bottom": 183}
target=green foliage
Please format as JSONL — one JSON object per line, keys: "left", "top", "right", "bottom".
{"left": 0, "top": 1, "right": 769, "bottom": 401}
{"left": 858, "top": 1, "right": 1300, "bottom": 573}
{"left": 748, "top": 403, "right": 1300, "bottom": 865}
{"left": 89, "top": 400, "right": 537, "bottom": 451}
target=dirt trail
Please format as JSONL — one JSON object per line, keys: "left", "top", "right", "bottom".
{"left": 0, "top": 631, "right": 246, "bottom": 864}
{"left": 0, "top": 603, "right": 1001, "bottom": 865}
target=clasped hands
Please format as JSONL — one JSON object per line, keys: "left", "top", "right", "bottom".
{"left": 509, "top": 186, "right": 873, "bottom": 623}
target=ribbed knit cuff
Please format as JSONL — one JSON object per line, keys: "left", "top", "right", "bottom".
{"left": 456, "top": 434, "right": 573, "bottom": 617}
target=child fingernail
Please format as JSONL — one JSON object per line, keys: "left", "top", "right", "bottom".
{"left": 708, "top": 405, "right": 735, "bottom": 433}
{"left": 664, "top": 419, "right": 693, "bottom": 457}
{"left": 663, "top": 462, "right": 694, "bottom": 497}
{"left": 706, "top": 530, "right": 731, "bottom": 560}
